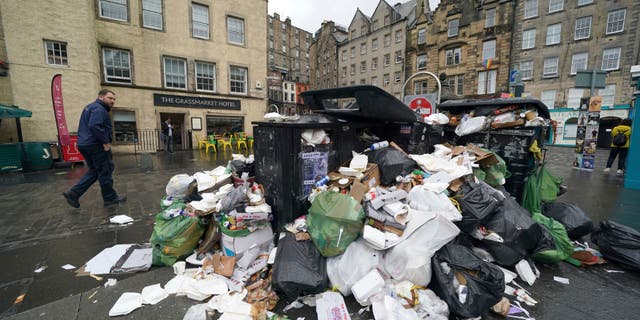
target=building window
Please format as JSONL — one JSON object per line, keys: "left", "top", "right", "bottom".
{"left": 578, "top": 0, "right": 593, "bottom": 6}
{"left": 227, "top": 16, "right": 245, "bottom": 45}
{"left": 482, "top": 40, "right": 496, "bottom": 60}
{"left": 99, "top": 0, "right": 128, "bottom": 21}
{"left": 448, "top": 19, "right": 459, "bottom": 37}
{"left": 350, "top": 64, "right": 355, "bottom": 75}
{"left": 360, "top": 78, "right": 366, "bottom": 85}
{"left": 384, "top": 34, "right": 391, "bottom": 47}
{"left": 598, "top": 85, "right": 616, "bottom": 107}
{"left": 372, "top": 57, "right": 378, "bottom": 70}
{"left": 395, "top": 50, "right": 403, "bottom": 63}
{"left": 192, "top": 3, "right": 209, "bottom": 39}
{"left": 570, "top": 52, "right": 588, "bottom": 75}
{"left": 520, "top": 60, "right": 533, "bottom": 80}
{"left": 601, "top": 47, "right": 621, "bottom": 70}
{"left": 418, "top": 28, "right": 426, "bottom": 44}
{"left": 372, "top": 19, "right": 379, "bottom": 30}
{"left": 383, "top": 74, "right": 390, "bottom": 86}
{"left": 295, "top": 49, "right": 299, "bottom": 58}
{"left": 142, "top": 0, "right": 162, "bottom": 30}
{"left": 485, "top": 8, "right": 496, "bottom": 28}
{"left": 102, "top": 48, "right": 131, "bottom": 83}
{"left": 371, "top": 76, "right": 378, "bottom": 86}
{"left": 360, "top": 42, "right": 367, "bottom": 55}
{"left": 361, "top": 25, "right": 367, "bottom": 36}
{"left": 342, "top": 49, "right": 347, "bottom": 61}
{"left": 206, "top": 116, "right": 243, "bottom": 136}
{"left": 384, "top": 54, "right": 391, "bottom": 67}
{"left": 229, "top": 66, "right": 247, "bottom": 94}
{"left": 195, "top": 61, "right": 216, "bottom": 92}
{"left": 342, "top": 67, "right": 347, "bottom": 78}
{"left": 384, "top": 14, "right": 390, "bottom": 25}
{"left": 414, "top": 80, "right": 427, "bottom": 94}
{"left": 524, "top": 0, "right": 537, "bottom": 19}
{"left": 350, "top": 47, "right": 355, "bottom": 58}
{"left": 372, "top": 38, "right": 378, "bottom": 51}
{"left": 606, "top": 9, "right": 626, "bottom": 34}
{"left": 477, "top": 70, "right": 497, "bottom": 94}
{"left": 548, "top": 0, "right": 563, "bottom": 13}
{"left": 541, "top": 90, "right": 556, "bottom": 108}
{"left": 44, "top": 40, "right": 68, "bottom": 66}
{"left": 546, "top": 23, "right": 561, "bottom": 45}
{"left": 447, "top": 75, "right": 464, "bottom": 95}
{"left": 417, "top": 54, "right": 427, "bottom": 70}
{"left": 112, "top": 110, "right": 137, "bottom": 143}
{"left": 543, "top": 57, "right": 559, "bottom": 78}
{"left": 568, "top": 88, "right": 584, "bottom": 108}
{"left": 522, "top": 29, "right": 536, "bottom": 49}
{"left": 395, "top": 30, "right": 402, "bottom": 43}
{"left": 163, "top": 56, "right": 186, "bottom": 89}
{"left": 268, "top": 54, "right": 273, "bottom": 64}
{"left": 360, "top": 61, "right": 366, "bottom": 73}
{"left": 394, "top": 71, "right": 402, "bottom": 83}
{"left": 574, "top": 16, "right": 592, "bottom": 40}
{"left": 445, "top": 48, "right": 461, "bottom": 66}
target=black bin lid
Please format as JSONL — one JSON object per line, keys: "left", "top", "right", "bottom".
{"left": 438, "top": 98, "right": 551, "bottom": 119}
{"left": 300, "top": 85, "right": 418, "bottom": 123}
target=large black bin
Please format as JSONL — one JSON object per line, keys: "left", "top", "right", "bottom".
{"left": 436, "top": 98, "right": 551, "bottom": 202}
{"left": 253, "top": 86, "right": 430, "bottom": 230}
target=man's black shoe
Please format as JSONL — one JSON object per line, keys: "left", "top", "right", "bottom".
{"left": 104, "top": 195, "right": 127, "bottom": 207}
{"left": 63, "top": 191, "right": 80, "bottom": 208}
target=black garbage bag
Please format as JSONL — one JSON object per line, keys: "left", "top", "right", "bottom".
{"left": 229, "top": 159, "right": 255, "bottom": 177}
{"left": 542, "top": 201, "right": 593, "bottom": 239}
{"left": 455, "top": 181, "right": 505, "bottom": 233}
{"left": 430, "top": 242, "right": 505, "bottom": 319}
{"left": 272, "top": 233, "right": 329, "bottom": 300}
{"left": 479, "top": 195, "right": 555, "bottom": 267}
{"left": 367, "top": 147, "right": 418, "bottom": 185}
{"left": 592, "top": 220, "right": 640, "bottom": 271}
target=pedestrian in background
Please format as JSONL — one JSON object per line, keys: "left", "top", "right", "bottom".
{"left": 63, "top": 89, "right": 126, "bottom": 208}
{"left": 162, "top": 118, "right": 173, "bottom": 153}
{"left": 604, "top": 118, "right": 632, "bottom": 176}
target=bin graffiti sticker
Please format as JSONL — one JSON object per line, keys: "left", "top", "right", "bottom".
{"left": 300, "top": 152, "right": 329, "bottom": 196}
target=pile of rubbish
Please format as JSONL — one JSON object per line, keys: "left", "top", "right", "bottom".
{"left": 95, "top": 133, "right": 640, "bottom": 319}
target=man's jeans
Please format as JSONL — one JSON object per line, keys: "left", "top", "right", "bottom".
{"left": 70, "top": 144, "right": 117, "bottom": 201}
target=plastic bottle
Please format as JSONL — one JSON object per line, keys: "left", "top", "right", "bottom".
{"left": 315, "top": 175, "right": 330, "bottom": 187}
{"left": 368, "top": 141, "right": 389, "bottom": 151}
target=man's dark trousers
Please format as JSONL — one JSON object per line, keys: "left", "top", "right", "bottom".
{"left": 70, "top": 144, "right": 117, "bottom": 201}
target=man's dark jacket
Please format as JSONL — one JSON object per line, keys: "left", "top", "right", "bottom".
{"left": 77, "top": 99, "right": 112, "bottom": 146}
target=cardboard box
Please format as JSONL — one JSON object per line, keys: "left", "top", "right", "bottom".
{"left": 360, "top": 163, "right": 380, "bottom": 189}
{"left": 466, "top": 143, "right": 499, "bottom": 168}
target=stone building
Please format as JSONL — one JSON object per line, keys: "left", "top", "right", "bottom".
{"left": 309, "top": 20, "right": 348, "bottom": 90}
{"left": 0, "top": 0, "right": 267, "bottom": 153}
{"left": 338, "top": 0, "right": 416, "bottom": 99}
{"left": 267, "top": 13, "right": 313, "bottom": 115}
{"left": 416, "top": 0, "right": 515, "bottom": 99}
{"left": 509, "top": 0, "right": 639, "bottom": 146}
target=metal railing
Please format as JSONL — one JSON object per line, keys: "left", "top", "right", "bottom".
{"left": 133, "top": 129, "right": 192, "bottom": 154}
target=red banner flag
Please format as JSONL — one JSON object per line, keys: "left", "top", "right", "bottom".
{"left": 51, "top": 74, "right": 71, "bottom": 146}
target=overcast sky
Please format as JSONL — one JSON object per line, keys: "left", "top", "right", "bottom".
{"left": 268, "top": 0, "right": 441, "bottom": 33}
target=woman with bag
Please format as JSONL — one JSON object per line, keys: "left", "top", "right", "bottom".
{"left": 604, "top": 118, "right": 632, "bottom": 176}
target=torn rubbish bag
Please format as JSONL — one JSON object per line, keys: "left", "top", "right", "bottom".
{"left": 307, "top": 191, "right": 365, "bottom": 257}
{"left": 592, "top": 220, "right": 640, "bottom": 271}
{"left": 455, "top": 181, "right": 505, "bottom": 233}
{"left": 542, "top": 201, "right": 593, "bottom": 240}
{"left": 429, "top": 243, "right": 505, "bottom": 319}
{"left": 272, "top": 232, "right": 329, "bottom": 299}
{"left": 367, "top": 147, "right": 418, "bottom": 185}
{"left": 150, "top": 203, "right": 206, "bottom": 266}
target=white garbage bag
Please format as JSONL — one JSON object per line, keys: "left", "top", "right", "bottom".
{"left": 166, "top": 174, "right": 194, "bottom": 198}
{"left": 407, "top": 185, "right": 462, "bottom": 222}
{"left": 327, "top": 240, "right": 384, "bottom": 296}
{"left": 455, "top": 116, "right": 488, "bottom": 136}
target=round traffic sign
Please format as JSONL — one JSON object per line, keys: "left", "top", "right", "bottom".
{"left": 408, "top": 97, "right": 432, "bottom": 116}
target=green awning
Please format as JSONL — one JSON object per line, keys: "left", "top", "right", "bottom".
{"left": 0, "top": 104, "right": 32, "bottom": 119}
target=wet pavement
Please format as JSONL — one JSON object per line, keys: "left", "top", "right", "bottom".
{"left": 0, "top": 146, "right": 639, "bottom": 319}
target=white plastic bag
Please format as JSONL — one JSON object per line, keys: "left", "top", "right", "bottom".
{"left": 108, "top": 292, "right": 143, "bottom": 317}
{"left": 414, "top": 289, "right": 449, "bottom": 320}
{"left": 455, "top": 116, "right": 488, "bottom": 136}
{"left": 183, "top": 303, "right": 209, "bottom": 320}
{"left": 316, "top": 291, "right": 351, "bottom": 320}
{"left": 407, "top": 185, "right": 462, "bottom": 222}
{"left": 327, "top": 240, "right": 383, "bottom": 296}
{"left": 384, "top": 213, "right": 459, "bottom": 286}
{"left": 166, "top": 174, "right": 194, "bottom": 198}
{"left": 372, "top": 295, "right": 419, "bottom": 320}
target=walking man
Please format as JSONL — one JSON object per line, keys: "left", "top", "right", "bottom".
{"left": 162, "top": 118, "right": 173, "bottom": 153}
{"left": 63, "top": 89, "right": 126, "bottom": 208}
{"left": 604, "top": 118, "right": 632, "bottom": 176}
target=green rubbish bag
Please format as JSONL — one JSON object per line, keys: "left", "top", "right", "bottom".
{"left": 478, "top": 149, "right": 511, "bottom": 188}
{"left": 150, "top": 203, "right": 206, "bottom": 266}
{"left": 522, "top": 164, "right": 573, "bottom": 263}
{"left": 307, "top": 191, "right": 365, "bottom": 257}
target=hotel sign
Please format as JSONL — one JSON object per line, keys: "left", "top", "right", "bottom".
{"left": 153, "top": 94, "right": 241, "bottom": 110}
